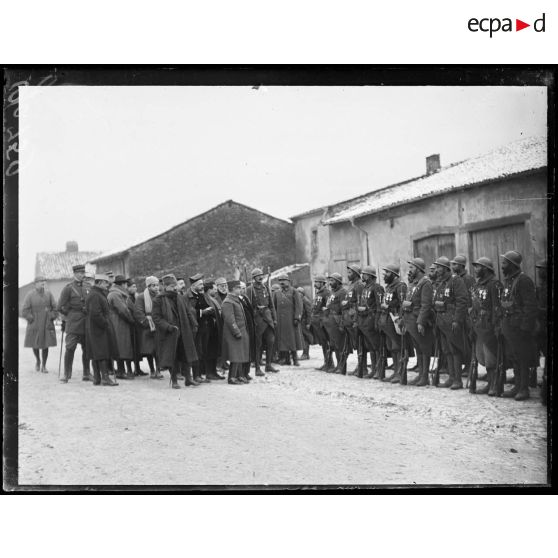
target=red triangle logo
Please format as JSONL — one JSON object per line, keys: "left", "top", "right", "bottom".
{"left": 516, "top": 19, "right": 530, "bottom": 31}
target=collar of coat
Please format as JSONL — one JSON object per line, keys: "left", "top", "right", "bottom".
{"left": 110, "top": 284, "right": 128, "bottom": 298}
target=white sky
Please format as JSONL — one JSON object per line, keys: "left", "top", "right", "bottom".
{"left": 19, "top": 85, "right": 547, "bottom": 285}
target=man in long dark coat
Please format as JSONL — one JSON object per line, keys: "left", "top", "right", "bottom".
{"left": 356, "top": 266, "right": 384, "bottom": 379}
{"left": 433, "top": 257, "right": 468, "bottom": 390}
{"left": 499, "top": 250, "right": 538, "bottom": 401}
{"left": 58, "top": 263, "right": 92, "bottom": 383}
{"left": 22, "top": 275, "right": 58, "bottom": 373}
{"left": 221, "top": 280, "right": 250, "bottom": 385}
{"left": 401, "top": 258, "right": 434, "bottom": 387}
{"left": 272, "top": 274, "right": 303, "bottom": 366}
{"left": 323, "top": 273, "right": 347, "bottom": 374}
{"left": 84, "top": 274, "right": 118, "bottom": 386}
{"left": 152, "top": 274, "right": 198, "bottom": 389}
{"left": 310, "top": 275, "right": 332, "bottom": 372}
{"left": 535, "top": 260, "right": 548, "bottom": 405}
{"left": 245, "top": 268, "right": 278, "bottom": 375}
{"left": 202, "top": 279, "right": 224, "bottom": 380}
{"left": 451, "top": 254, "right": 474, "bottom": 374}
{"left": 297, "top": 287, "right": 314, "bottom": 360}
{"left": 135, "top": 276, "right": 162, "bottom": 379}
{"left": 126, "top": 278, "right": 149, "bottom": 377}
{"left": 107, "top": 275, "right": 135, "bottom": 380}
{"left": 238, "top": 281, "right": 257, "bottom": 381}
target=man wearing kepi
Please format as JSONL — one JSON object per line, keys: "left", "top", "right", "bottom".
{"left": 108, "top": 275, "right": 136, "bottom": 380}
{"left": 273, "top": 274, "right": 303, "bottom": 366}
{"left": 152, "top": 274, "right": 198, "bottom": 389}
{"left": 499, "top": 250, "right": 538, "bottom": 401}
{"left": 22, "top": 275, "right": 58, "bottom": 373}
{"left": 342, "top": 264, "right": 365, "bottom": 376}
{"left": 323, "top": 273, "right": 347, "bottom": 374}
{"left": 85, "top": 274, "right": 118, "bottom": 386}
{"left": 310, "top": 275, "right": 332, "bottom": 372}
{"left": 245, "top": 268, "right": 279, "bottom": 375}
{"left": 433, "top": 256, "right": 468, "bottom": 389}
{"left": 401, "top": 258, "right": 433, "bottom": 387}
{"left": 58, "top": 263, "right": 93, "bottom": 383}
{"left": 378, "top": 264, "right": 407, "bottom": 383}
{"left": 470, "top": 257, "right": 502, "bottom": 396}
{"left": 135, "top": 275, "right": 162, "bottom": 379}
{"left": 221, "top": 280, "right": 250, "bottom": 385}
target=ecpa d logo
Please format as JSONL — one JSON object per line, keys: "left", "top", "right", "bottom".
{"left": 468, "top": 13, "right": 545, "bottom": 37}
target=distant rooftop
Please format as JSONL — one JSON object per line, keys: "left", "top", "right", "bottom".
{"left": 35, "top": 241, "right": 100, "bottom": 280}
{"left": 322, "top": 136, "right": 546, "bottom": 225}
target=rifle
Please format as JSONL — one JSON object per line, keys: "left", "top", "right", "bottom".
{"left": 58, "top": 322, "right": 65, "bottom": 379}
{"left": 431, "top": 329, "right": 441, "bottom": 387}
{"left": 495, "top": 334, "right": 505, "bottom": 397}
{"left": 399, "top": 333, "right": 408, "bottom": 385}
{"left": 467, "top": 332, "right": 478, "bottom": 393}
{"left": 377, "top": 332, "right": 386, "bottom": 380}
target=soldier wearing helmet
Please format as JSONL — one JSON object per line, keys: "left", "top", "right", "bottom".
{"left": 323, "top": 273, "right": 348, "bottom": 374}
{"left": 356, "top": 266, "right": 385, "bottom": 379}
{"left": 470, "top": 257, "right": 503, "bottom": 396}
{"left": 245, "top": 268, "right": 279, "bottom": 375}
{"left": 432, "top": 256, "right": 468, "bottom": 390}
{"left": 310, "top": 275, "right": 333, "bottom": 371}
{"left": 499, "top": 250, "right": 538, "bottom": 401}
{"left": 451, "top": 254, "right": 474, "bottom": 374}
{"left": 342, "top": 264, "right": 366, "bottom": 377}
{"left": 377, "top": 263, "right": 407, "bottom": 383}
{"left": 535, "top": 260, "right": 548, "bottom": 405}
{"left": 401, "top": 257, "right": 434, "bottom": 387}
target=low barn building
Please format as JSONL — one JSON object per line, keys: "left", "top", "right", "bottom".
{"left": 292, "top": 136, "right": 547, "bottom": 283}
{"left": 18, "top": 241, "right": 99, "bottom": 315}
{"left": 90, "top": 200, "right": 295, "bottom": 283}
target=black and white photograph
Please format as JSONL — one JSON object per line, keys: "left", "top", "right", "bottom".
{"left": 3, "top": 68, "right": 553, "bottom": 489}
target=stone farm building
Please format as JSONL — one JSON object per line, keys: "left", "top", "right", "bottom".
{"left": 90, "top": 200, "right": 295, "bottom": 283}
{"left": 18, "top": 241, "right": 100, "bottom": 315}
{"left": 292, "top": 136, "right": 547, "bottom": 283}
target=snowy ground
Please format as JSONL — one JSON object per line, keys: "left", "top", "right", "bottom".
{"left": 17, "top": 325, "right": 548, "bottom": 486}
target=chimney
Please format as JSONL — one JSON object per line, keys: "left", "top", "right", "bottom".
{"left": 66, "top": 241, "right": 79, "bottom": 252}
{"left": 426, "top": 154, "right": 441, "bottom": 175}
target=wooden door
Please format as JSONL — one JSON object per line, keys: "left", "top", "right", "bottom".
{"left": 413, "top": 234, "right": 456, "bottom": 268}
{"left": 468, "top": 222, "right": 527, "bottom": 281}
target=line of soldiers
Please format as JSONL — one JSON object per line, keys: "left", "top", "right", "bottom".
{"left": 308, "top": 251, "right": 547, "bottom": 403}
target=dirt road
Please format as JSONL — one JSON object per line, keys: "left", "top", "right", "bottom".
{"left": 17, "top": 325, "right": 547, "bottom": 486}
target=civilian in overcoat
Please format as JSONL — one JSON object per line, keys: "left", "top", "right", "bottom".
{"left": 135, "top": 276, "right": 161, "bottom": 378}
{"left": 107, "top": 276, "right": 135, "bottom": 376}
{"left": 272, "top": 275, "right": 303, "bottom": 365}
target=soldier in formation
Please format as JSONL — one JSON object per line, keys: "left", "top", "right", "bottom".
{"left": 343, "top": 264, "right": 365, "bottom": 377}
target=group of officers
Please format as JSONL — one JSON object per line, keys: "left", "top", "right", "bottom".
{"left": 308, "top": 251, "right": 547, "bottom": 403}
{"left": 23, "top": 250, "right": 547, "bottom": 403}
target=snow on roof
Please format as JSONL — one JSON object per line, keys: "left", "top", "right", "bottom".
{"left": 323, "top": 136, "right": 547, "bottom": 225}
{"left": 267, "top": 263, "right": 309, "bottom": 281}
{"left": 35, "top": 251, "right": 100, "bottom": 280}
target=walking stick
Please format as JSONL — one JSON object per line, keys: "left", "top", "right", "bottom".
{"left": 58, "top": 325, "right": 65, "bottom": 379}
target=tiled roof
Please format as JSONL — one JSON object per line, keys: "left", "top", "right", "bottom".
{"left": 323, "top": 136, "right": 547, "bottom": 225}
{"left": 35, "top": 251, "right": 100, "bottom": 280}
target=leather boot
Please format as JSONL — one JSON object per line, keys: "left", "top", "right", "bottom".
{"left": 228, "top": 363, "right": 241, "bottom": 385}
{"left": 265, "top": 349, "right": 279, "bottom": 373}
{"left": 476, "top": 367, "right": 491, "bottom": 395}
{"left": 384, "top": 353, "right": 399, "bottom": 382}
{"left": 450, "top": 354, "right": 463, "bottom": 389}
{"left": 503, "top": 368, "right": 520, "bottom": 398}
{"left": 62, "top": 350, "right": 74, "bottom": 382}
{"left": 169, "top": 368, "right": 181, "bottom": 389}
{"left": 390, "top": 352, "right": 402, "bottom": 383}
{"left": 316, "top": 347, "right": 328, "bottom": 371}
{"left": 487, "top": 367, "right": 497, "bottom": 396}
{"left": 416, "top": 356, "right": 430, "bottom": 386}
{"left": 438, "top": 354, "right": 453, "bottom": 388}
{"left": 291, "top": 351, "right": 300, "bottom": 367}
{"left": 514, "top": 366, "right": 530, "bottom": 401}
{"left": 334, "top": 352, "right": 347, "bottom": 374}
{"left": 325, "top": 352, "right": 337, "bottom": 373}
{"left": 92, "top": 361, "right": 101, "bottom": 385}
{"left": 365, "top": 351, "right": 376, "bottom": 379}
{"left": 125, "top": 360, "right": 135, "bottom": 380}
{"left": 184, "top": 366, "right": 200, "bottom": 387}
{"left": 100, "top": 361, "right": 118, "bottom": 386}
{"left": 82, "top": 354, "right": 93, "bottom": 381}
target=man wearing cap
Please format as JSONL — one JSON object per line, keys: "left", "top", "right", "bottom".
{"left": 356, "top": 266, "right": 384, "bottom": 379}
{"left": 378, "top": 264, "right": 407, "bottom": 383}
{"left": 136, "top": 276, "right": 162, "bottom": 379}
{"left": 432, "top": 257, "right": 468, "bottom": 389}
{"left": 152, "top": 274, "right": 198, "bottom": 389}
{"left": 22, "top": 275, "right": 58, "bottom": 373}
{"left": 84, "top": 274, "right": 118, "bottom": 386}
{"left": 221, "top": 280, "right": 250, "bottom": 384}
{"left": 401, "top": 258, "right": 434, "bottom": 387}
{"left": 83, "top": 270, "right": 95, "bottom": 289}
{"left": 499, "top": 251, "right": 538, "bottom": 401}
{"left": 535, "top": 260, "right": 548, "bottom": 405}
{"left": 58, "top": 263, "right": 93, "bottom": 382}
{"left": 245, "top": 268, "right": 279, "bottom": 375}
{"left": 272, "top": 274, "right": 303, "bottom": 366}
{"left": 342, "top": 264, "right": 365, "bottom": 376}
{"left": 185, "top": 273, "right": 216, "bottom": 383}
{"left": 297, "top": 287, "right": 314, "bottom": 360}
{"left": 107, "top": 275, "right": 136, "bottom": 379}
{"left": 470, "top": 257, "right": 503, "bottom": 396}
{"left": 310, "top": 275, "right": 333, "bottom": 371}
{"left": 215, "top": 277, "right": 228, "bottom": 304}
{"left": 126, "top": 278, "right": 149, "bottom": 377}
{"left": 323, "top": 273, "right": 348, "bottom": 373}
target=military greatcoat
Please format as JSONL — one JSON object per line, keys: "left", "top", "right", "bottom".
{"left": 22, "top": 288, "right": 58, "bottom": 349}
{"left": 273, "top": 286, "right": 303, "bottom": 351}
